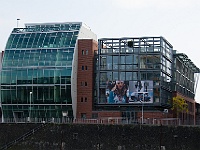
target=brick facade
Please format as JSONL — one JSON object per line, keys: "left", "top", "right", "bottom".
{"left": 76, "top": 39, "right": 98, "bottom": 119}
{"left": 96, "top": 111, "right": 121, "bottom": 118}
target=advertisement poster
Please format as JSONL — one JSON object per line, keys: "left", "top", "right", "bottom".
{"left": 106, "top": 80, "right": 153, "bottom": 104}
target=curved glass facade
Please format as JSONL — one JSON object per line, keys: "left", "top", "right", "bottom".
{"left": 1, "top": 23, "right": 81, "bottom": 118}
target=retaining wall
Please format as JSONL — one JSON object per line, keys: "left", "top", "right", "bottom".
{"left": 1, "top": 123, "right": 200, "bottom": 150}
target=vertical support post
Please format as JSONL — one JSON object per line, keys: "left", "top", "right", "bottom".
{"left": 17, "top": 19, "right": 20, "bottom": 27}
{"left": 142, "top": 101, "right": 144, "bottom": 124}
{"left": 140, "top": 99, "right": 144, "bottom": 124}
{"left": 29, "top": 92, "right": 32, "bottom": 122}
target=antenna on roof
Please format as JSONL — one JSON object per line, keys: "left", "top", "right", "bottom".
{"left": 17, "top": 18, "right": 20, "bottom": 27}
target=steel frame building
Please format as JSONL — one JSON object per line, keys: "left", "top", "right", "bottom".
{"left": 96, "top": 37, "right": 173, "bottom": 106}
{"left": 93, "top": 37, "right": 199, "bottom": 123}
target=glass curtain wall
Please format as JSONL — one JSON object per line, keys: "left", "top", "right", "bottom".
{"left": 174, "top": 53, "right": 200, "bottom": 99}
{"left": 1, "top": 23, "right": 81, "bottom": 118}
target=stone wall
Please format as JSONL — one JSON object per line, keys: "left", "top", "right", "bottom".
{"left": 1, "top": 123, "right": 200, "bottom": 150}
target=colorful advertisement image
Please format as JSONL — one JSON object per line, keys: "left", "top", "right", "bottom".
{"left": 128, "top": 80, "right": 153, "bottom": 103}
{"left": 106, "top": 80, "right": 153, "bottom": 104}
{"left": 106, "top": 80, "right": 129, "bottom": 103}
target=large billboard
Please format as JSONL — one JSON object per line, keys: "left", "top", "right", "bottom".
{"left": 106, "top": 80, "right": 153, "bottom": 104}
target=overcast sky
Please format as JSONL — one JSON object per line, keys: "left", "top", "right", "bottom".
{"left": 1, "top": 0, "right": 200, "bottom": 102}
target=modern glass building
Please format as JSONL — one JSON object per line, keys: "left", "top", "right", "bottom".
{"left": 94, "top": 37, "right": 200, "bottom": 124}
{"left": 94, "top": 37, "right": 173, "bottom": 120}
{"left": 0, "top": 22, "right": 97, "bottom": 120}
{"left": 172, "top": 51, "right": 200, "bottom": 124}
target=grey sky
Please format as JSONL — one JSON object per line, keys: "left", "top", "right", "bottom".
{"left": 1, "top": 0, "right": 200, "bottom": 102}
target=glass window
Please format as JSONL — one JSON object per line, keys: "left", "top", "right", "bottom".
{"left": 1, "top": 71, "right": 11, "bottom": 85}
{"left": 43, "top": 33, "right": 50, "bottom": 48}
{"left": 133, "top": 72, "right": 138, "bottom": 80}
{"left": 113, "top": 56, "right": 118, "bottom": 70}
{"left": 107, "top": 56, "right": 112, "bottom": 70}
{"left": 120, "top": 72, "right": 125, "bottom": 81}
{"left": 81, "top": 113, "right": 86, "bottom": 119}
{"left": 120, "top": 56, "right": 125, "bottom": 70}
{"left": 126, "top": 72, "right": 132, "bottom": 81}
{"left": 100, "top": 56, "right": 106, "bottom": 70}
{"left": 27, "top": 69, "right": 33, "bottom": 84}
{"left": 12, "top": 34, "right": 20, "bottom": 48}
{"left": 147, "top": 72, "right": 154, "bottom": 80}
{"left": 32, "top": 34, "right": 41, "bottom": 48}
{"left": 141, "top": 72, "right": 146, "bottom": 80}
{"left": 26, "top": 33, "right": 35, "bottom": 48}
{"left": 140, "top": 56, "right": 146, "bottom": 69}
{"left": 113, "top": 72, "right": 118, "bottom": 80}
{"left": 100, "top": 73, "right": 107, "bottom": 85}
{"left": 107, "top": 72, "right": 112, "bottom": 81}
{"left": 16, "top": 35, "right": 24, "bottom": 48}
{"left": 126, "top": 55, "right": 132, "bottom": 70}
